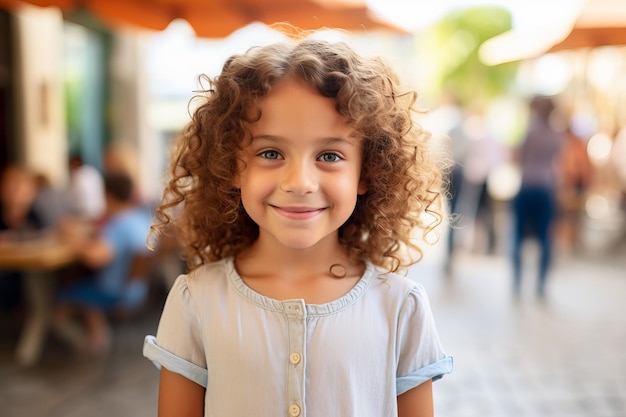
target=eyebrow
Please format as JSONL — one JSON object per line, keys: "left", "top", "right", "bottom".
{"left": 251, "top": 135, "right": 358, "bottom": 147}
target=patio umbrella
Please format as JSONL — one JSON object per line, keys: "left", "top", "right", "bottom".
{"left": 478, "top": 0, "right": 626, "bottom": 65}
{"left": 546, "top": 0, "right": 626, "bottom": 52}
{"left": 0, "top": 0, "right": 406, "bottom": 37}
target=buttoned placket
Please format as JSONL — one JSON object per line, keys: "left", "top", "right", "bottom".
{"left": 284, "top": 300, "right": 307, "bottom": 417}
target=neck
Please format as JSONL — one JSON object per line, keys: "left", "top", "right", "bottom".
{"left": 234, "top": 235, "right": 365, "bottom": 303}
{"left": 236, "top": 234, "right": 359, "bottom": 282}
{"left": 106, "top": 201, "right": 134, "bottom": 217}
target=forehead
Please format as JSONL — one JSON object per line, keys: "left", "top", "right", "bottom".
{"left": 249, "top": 78, "right": 356, "bottom": 141}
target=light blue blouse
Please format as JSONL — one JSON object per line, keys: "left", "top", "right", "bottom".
{"left": 144, "top": 257, "right": 452, "bottom": 417}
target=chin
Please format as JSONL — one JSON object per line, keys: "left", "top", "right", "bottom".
{"left": 272, "top": 234, "right": 325, "bottom": 251}
{"left": 278, "top": 240, "right": 320, "bottom": 251}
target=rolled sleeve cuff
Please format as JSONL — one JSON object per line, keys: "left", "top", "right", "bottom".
{"left": 143, "top": 335, "right": 208, "bottom": 388}
{"left": 396, "top": 355, "right": 454, "bottom": 395}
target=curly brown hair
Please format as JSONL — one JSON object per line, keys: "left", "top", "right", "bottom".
{"left": 150, "top": 37, "right": 444, "bottom": 273}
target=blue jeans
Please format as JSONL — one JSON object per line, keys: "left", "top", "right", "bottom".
{"left": 512, "top": 185, "right": 556, "bottom": 294}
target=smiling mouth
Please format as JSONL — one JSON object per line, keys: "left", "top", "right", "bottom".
{"left": 271, "top": 205, "right": 325, "bottom": 220}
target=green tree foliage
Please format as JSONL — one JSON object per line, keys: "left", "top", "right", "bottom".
{"left": 423, "top": 6, "right": 518, "bottom": 107}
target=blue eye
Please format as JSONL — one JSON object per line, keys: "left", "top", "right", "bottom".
{"left": 319, "top": 153, "right": 341, "bottom": 162}
{"left": 259, "top": 150, "right": 281, "bottom": 160}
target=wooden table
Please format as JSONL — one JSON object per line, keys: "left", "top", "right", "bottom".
{"left": 0, "top": 234, "right": 79, "bottom": 366}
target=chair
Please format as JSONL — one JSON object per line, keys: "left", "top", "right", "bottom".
{"left": 110, "top": 252, "right": 155, "bottom": 319}
{"left": 127, "top": 252, "right": 154, "bottom": 283}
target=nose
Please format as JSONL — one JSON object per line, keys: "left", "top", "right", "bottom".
{"left": 280, "top": 160, "right": 318, "bottom": 194}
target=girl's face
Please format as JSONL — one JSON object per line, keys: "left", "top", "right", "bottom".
{"left": 236, "top": 78, "right": 367, "bottom": 251}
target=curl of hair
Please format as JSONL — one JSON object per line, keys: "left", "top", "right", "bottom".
{"left": 149, "top": 38, "right": 444, "bottom": 273}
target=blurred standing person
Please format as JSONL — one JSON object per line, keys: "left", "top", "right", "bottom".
{"left": 458, "top": 113, "right": 505, "bottom": 256}
{"left": 423, "top": 94, "right": 470, "bottom": 274}
{"left": 445, "top": 107, "right": 470, "bottom": 272}
{"left": 556, "top": 127, "right": 593, "bottom": 253}
{"left": 68, "top": 154, "right": 105, "bottom": 221}
{"left": 511, "top": 96, "right": 565, "bottom": 298}
{"left": 610, "top": 126, "right": 626, "bottom": 251}
{"left": 612, "top": 126, "right": 626, "bottom": 193}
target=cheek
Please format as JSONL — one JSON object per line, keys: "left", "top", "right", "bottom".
{"left": 237, "top": 167, "right": 261, "bottom": 193}
{"left": 329, "top": 176, "right": 360, "bottom": 205}
{"left": 238, "top": 173, "right": 267, "bottom": 208}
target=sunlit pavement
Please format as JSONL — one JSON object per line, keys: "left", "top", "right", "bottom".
{"left": 411, "top": 244, "right": 626, "bottom": 417}
{"left": 0, "top": 244, "right": 624, "bottom": 417}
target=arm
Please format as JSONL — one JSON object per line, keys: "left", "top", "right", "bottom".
{"left": 397, "top": 379, "right": 433, "bottom": 417}
{"left": 79, "top": 238, "right": 114, "bottom": 269}
{"left": 158, "top": 367, "right": 205, "bottom": 417}
{"left": 58, "top": 217, "right": 113, "bottom": 268}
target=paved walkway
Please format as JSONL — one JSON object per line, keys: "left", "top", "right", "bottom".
{"left": 411, "top": 247, "right": 626, "bottom": 417}
{"left": 0, "top": 296, "right": 162, "bottom": 417}
{"left": 0, "top": 245, "right": 624, "bottom": 417}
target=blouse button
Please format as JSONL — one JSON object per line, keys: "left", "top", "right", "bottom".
{"left": 289, "top": 404, "right": 301, "bottom": 416}
{"left": 289, "top": 352, "right": 301, "bottom": 364}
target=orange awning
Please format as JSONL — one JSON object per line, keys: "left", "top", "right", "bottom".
{"left": 0, "top": 0, "right": 407, "bottom": 37}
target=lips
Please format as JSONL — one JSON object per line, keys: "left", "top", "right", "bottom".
{"left": 271, "top": 205, "right": 325, "bottom": 220}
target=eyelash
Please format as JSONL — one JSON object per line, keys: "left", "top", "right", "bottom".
{"left": 257, "top": 150, "right": 343, "bottom": 162}
{"left": 318, "top": 152, "right": 341, "bottom": 162}
{"left": 259, "top": 150, "right": 281, "bottom": 160}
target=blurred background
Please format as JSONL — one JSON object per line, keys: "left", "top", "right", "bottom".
{"left": 0, "top": 0, "right": 624, "bottom": 416}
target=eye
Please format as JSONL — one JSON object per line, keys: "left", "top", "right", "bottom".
{"left": 259, "top": 150, "right": 282, "bottom": 160}
{"left": 318, "top": 152, "right": 342, "bottom": 163}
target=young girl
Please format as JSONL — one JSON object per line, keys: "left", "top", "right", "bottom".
{"left": 144, "top": 36, "right": 453, "bottom": 417}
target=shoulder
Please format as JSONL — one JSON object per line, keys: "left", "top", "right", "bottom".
{"left": 180, "top": 258, "right": 231, "bottom": 295}
{"left": 366, "top": 267, "right": 432, "bottom": 310}
{"left": 129, "top": 207, "right": 153, "bottom": 227}
{"left": 161, "top": 259, "right": 232, "bottom": 325}
{"left": 163, "top": 260, "right": 228, "bottom": 306}
{"left": 121, "top": 206, "right": 152, "bottom": 221}
{"left": 76, "top": 165, "right": 103, "bottom": 182}
{"left": 370, "top": 267, "right": 423, "bottom": 293}
{"left": 107, "top": 207, "right": 151, "bottom": 230}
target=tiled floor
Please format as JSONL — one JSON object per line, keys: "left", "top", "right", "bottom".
{"left": 415, "top": 248, "right": 626, "bottom": 417}
{"left": 0, "top": 298, "right": 162, "bottom": 417}
{"left": 1, "top": 245, "right": 625, "bottom": 417}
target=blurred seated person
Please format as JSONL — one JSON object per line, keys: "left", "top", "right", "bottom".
{"left": 103, "top": 142, "right": 155, "bottom": 207}
{"left": 32, "top": 171, "right": 73, "bottom": 230}
{"left": 0, "top": 164, "right": 42, "bottom": 233}
{"left": 54, "top": 172, "right": 153, "bottom": 355}
{"left": 69, "top": 154, "right": 105, "bottom": 221}
{"left": 0, "top": 164, "right": 44, "bottom": 313}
